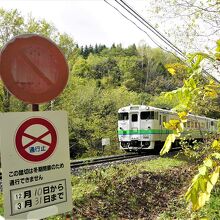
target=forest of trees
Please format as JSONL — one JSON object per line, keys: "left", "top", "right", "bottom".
{"left": 0, "top": 7, "right": 219, "bottom": 158}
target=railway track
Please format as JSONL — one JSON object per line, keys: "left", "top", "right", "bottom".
{"left": 70, "top": 153, "right": 144, "bottom": 169}
{"left": 0, "top": 153, "right": 149, "bottom": 180}
{"left": 0, "top": 150, "right": 180, "bottom": 181}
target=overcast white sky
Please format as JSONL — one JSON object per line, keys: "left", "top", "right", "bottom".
{"left": 0, "top": 0, "right": 157, "bottom": 48}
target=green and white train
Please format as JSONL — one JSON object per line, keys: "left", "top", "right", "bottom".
{"left": 118, "top": 105, "right": 218, "bottom": 152}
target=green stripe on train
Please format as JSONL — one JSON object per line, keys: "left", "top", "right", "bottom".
{"left": 118, "top": 129, "right": 173, "bottom": 135}
{"left": 118, "top": 129, "right": 212, "bottom": 135}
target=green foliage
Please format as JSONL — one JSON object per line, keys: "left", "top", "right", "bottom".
{"left": 149, "top": 93, "right": 179, "bottom": 109}
{"left": 185, "top": 161, "right": 220, "bottom": 211}
{"left": 72, "top": 157, "right": 186, "bottom": 202}
{"left": 0, "top": 8, "right": 24, "bottom": 47}
{"left": 52, "top": 75, "right": 141, "bottom": 157}
{"left": 160, "top": 40, "right": 220, "bottom": 213}
{"left": 215, "top": 40, "right": 220, "bottom": 61}
{"left": 71, "top": 157, "right": 188, "bottom": 219}
{"left": 147, "top": 0, "right": 220, "bottom": 52}
{"left": 160, "top": 112, "right": 187, "bottom": 155}
{"left": 0, "top": 8, "right": 79, "bottom": 112}
{"left": 159, "top": 186, "right": 220, "bottom": 220}
{"left": 72, "top": 44, "right": 181, "bottom": 94}
{"left": 79, "top": 44, "right": 107, "bottom": 58}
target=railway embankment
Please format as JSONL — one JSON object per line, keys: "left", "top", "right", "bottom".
{"left": 70, "top": 154, "right": 220, "bottom": 219}
{"left": 70, "top": 156, "right": 195, "bottom": 219}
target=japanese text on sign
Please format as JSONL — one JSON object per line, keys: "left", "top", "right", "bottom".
{"left": 10, "top": 179, "right": 67, "bottom": 215}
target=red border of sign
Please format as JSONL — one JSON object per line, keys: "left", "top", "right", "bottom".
{"left": 15, "top": 117, "right": 57, "bottom": 162}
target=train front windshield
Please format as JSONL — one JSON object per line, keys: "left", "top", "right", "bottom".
{"left": 118, "top": 112, "right": 129, "bottom": 120}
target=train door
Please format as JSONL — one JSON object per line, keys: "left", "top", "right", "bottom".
{"left": 130, "top": 113, "right": 139, "bottom": 131}
{"left": 161, "top": 114, "right": 167, "bottom": 141}
{"left": 140, "top": 111, "right": 150, "bottom": 130}
{"left": 159, "top": 113, "right": 162, "bottom": 139}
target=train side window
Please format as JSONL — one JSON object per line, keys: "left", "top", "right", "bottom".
{"left": 163, "top": 116, "right": 166, "bottom": 125}
{"left": 211, "top": 121, "right": 214, "bottom": 126}
{"left": 195, "top": 122, "right": 198, "bottom": 129}
{"left": 159, "top": 115, "right": 162, "bottom": 125}
{"left": 201, "top": 122, "right": 205, "bottom": 129}
{"left": 150, "top": 112, "right": 154, "bottom": 119}
{"left": 140, "top": 111, "right": 154, "bottom": 120}
{"left": 140, "top": 112, "right": 150, "bottom": 120}
{"left": 187, "top": 121, "right": 190, "bottom": 128}
{"left": 153, "top": 112, "right": 158, "bottom": 120}
{"left": 132, "top": 114, "right": 138, "bottom": 122}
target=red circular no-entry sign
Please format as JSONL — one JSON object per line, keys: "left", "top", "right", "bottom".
{"left": 15, "top": 117, "right": 57, "bottom": 162}
{"left": 0, "top": 34, "right": 69, "bottom": 104}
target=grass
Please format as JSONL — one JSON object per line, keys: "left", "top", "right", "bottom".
{"left": 3, "top": 156, "right": 219, "bottom": 219}
{"left": 158, "top": 186, "right": 220, "bottom": 220}
{"left": 71, "top": 157, "right": 192, "bottom": 219}
{"left": 72, "top": 157, "right": 186, "bottom": 202}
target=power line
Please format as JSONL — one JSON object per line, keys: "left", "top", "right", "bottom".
{"left": 103, "top": 0, "right": 179, "bottom": 58}
{"left": 116, "top": 0, "right": 186, "bottom": 59}
{"left": 118, "top": 0, "right": 219, "bottom": 83}
{"left": 104, "top": 0, "right": 219, "bottom": 83}
{"left": 104, "top": 0, "right": 185, "bottom": 63}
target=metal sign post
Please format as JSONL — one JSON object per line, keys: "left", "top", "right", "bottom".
{"left": 32, "top": 104, "right": 39, "bottom": 112}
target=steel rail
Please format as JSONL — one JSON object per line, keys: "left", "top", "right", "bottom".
{"left": 70, "top": 153, "right": 143, "bottom": 169}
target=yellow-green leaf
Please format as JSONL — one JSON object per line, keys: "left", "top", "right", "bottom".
{"left": 160, "top": 134, "right": 176, "bottom": 155}
{"left": 212, "top": 140, "right": 220, "bottom": 150}
{"left": 209, "top": 166, "right": 220, "bottom": 186}
{"left": 203, "top": 158, "right": 213, "bottom": 168}
{"left": 211, "top": 153, "right": 220, "bottom": 160}
{"left": 198, "top": 166, "right": 207, "bottom": 176}
{"left": 167, "top": 67, "right": 176, "bottom": 75}
{"left": 197, "top": 192, "right": 208, "bottom": 211}
{"left": 177, "top": 122, "right": 184, "bottom": 132}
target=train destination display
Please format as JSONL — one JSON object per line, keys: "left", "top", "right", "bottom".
{"left": 0, "top": 111, "right": 72, "bottom": 219}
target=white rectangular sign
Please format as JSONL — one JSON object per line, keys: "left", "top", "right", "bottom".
{"left": 0, "top": 111, "right": 72, "bottom": 219}
{"left": 102, "top": 138, "right": 110, "bottom": 146}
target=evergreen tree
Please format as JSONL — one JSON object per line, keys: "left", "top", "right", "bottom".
{"left": 94, "top": 44, "right": 99, "bottom": 54}
{"left": 125, "top": 44, "right": 138, "bottom": 56}
{"left": 88, "top": 44, "right": 94, "bottom": 54}
{"left": 83, "top": 45, "right": 89, "bottom": 58}
{"left": 111, "top": 43, "right": 116, "bottom": 49}
{"left": 80, "top": 46, "right": 84, "bottom": 56}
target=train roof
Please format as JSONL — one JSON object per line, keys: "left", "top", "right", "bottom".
{"left": 118, "top": 105, "right": 218, "bottom": 121}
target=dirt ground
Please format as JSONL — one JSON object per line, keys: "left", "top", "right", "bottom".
{"left": 72, "top": 165, "right": 195, "bottom": 219}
